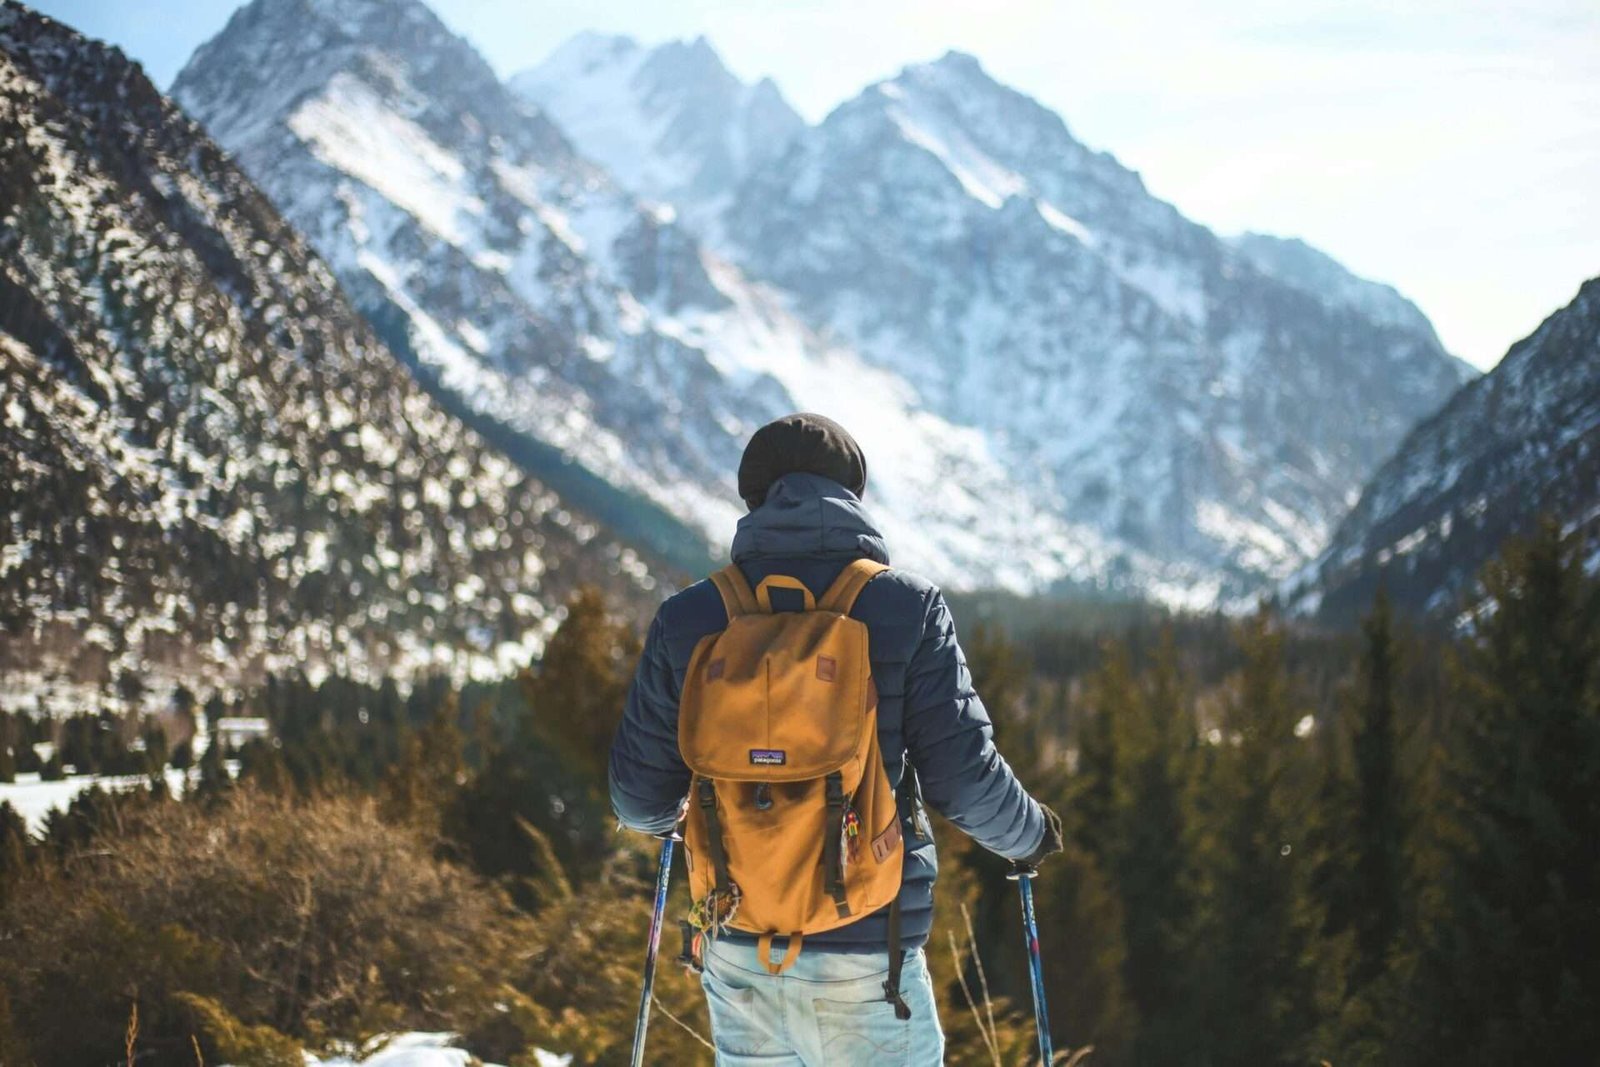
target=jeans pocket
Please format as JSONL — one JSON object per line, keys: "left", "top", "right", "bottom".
{"left": 703, "top": 969, "right": 775, "bottom": 1059}
{"left": 813, "top": 994, "right": 910, "bottom": 1065}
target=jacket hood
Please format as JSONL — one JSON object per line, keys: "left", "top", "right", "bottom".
{"left": 730, "top": 473, "right": 890, "bottom": 565}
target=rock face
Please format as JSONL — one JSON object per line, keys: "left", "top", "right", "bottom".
{"left": 1289, "top": 277, "right": 1600, "bottom": 622}
{"left": 716, "top": 51, "right": 1475, "bottom": 604}
{"left": 172, "top": 0, "right": 1145, "bottom": 597}
{"left": 0, "top": 1, "right": 654, "bottom": 715}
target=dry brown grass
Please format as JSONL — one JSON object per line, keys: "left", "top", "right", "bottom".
{"left": 0, "top": 785, "right": 535, "bottom": 1066}
{"left": 944, "top": 901, "right": 1094, "bottom": 1067}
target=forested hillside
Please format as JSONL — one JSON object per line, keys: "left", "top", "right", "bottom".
{"left": 0, "top": 2, "right": 656, "bottom": 718}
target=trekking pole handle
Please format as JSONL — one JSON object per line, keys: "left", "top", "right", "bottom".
{"left": 1007, "top": 860, "right": 1040, "bottom": 880}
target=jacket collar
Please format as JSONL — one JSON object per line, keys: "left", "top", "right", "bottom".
{"left": 730, "top": 473, "right": 891, "bottom": 565}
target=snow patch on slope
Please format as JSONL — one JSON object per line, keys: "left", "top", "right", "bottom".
{"left": 289, "top": 74, "right": 487, "bottom": 260}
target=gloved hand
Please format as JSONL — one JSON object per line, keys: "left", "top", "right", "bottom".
{"left": 1019, "top": 803, "right": 1064, "bottom": 868}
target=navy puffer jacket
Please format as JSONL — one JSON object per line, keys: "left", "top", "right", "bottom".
{"left": 608, "top": 472, "right": 1045, "bottom": 952}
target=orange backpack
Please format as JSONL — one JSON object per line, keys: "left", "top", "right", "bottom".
{"left": 678, "top": 558, "right": 904, "bottom": 977}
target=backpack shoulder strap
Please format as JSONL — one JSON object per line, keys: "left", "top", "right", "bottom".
{"left": 709, "top": 564, "right": 759, "bottom": 620}
{"left": 818, "top": 558, "right": 889, "bottom": 615}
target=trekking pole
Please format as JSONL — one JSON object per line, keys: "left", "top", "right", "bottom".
{"left": 630, "top": 828, "right": 679, "bottom": 1067}
{"left": 1009, "top": 862, "right": 1054, "bottom": 1065}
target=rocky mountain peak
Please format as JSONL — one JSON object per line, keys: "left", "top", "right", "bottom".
{"left": 175, "top": 0, "right": 574, "bottom": 173}
{"left": 511, "top": 31, "right": 804, "bottom": 219}
{"left": 720, "top": 50, "right": 1472, "bottom": 600}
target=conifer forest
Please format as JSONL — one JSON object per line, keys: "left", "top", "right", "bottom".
{"left": 3, "top": 527, "right": 1598, "bottom": 1064}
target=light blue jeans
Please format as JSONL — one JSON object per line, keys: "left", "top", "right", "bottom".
{"left": 699, "top": 937, "right": 945, "bottom": 1065}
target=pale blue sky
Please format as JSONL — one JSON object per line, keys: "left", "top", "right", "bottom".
{"left": 31, "top": 0, "right": 1600, "bottom": 370}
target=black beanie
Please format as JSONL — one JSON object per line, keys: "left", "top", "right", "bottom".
{"left": 738, "top": 413, "right": 868, "bottom": 510}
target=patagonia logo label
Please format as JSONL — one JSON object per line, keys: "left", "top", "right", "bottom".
{"left": 749, "top": 749, "right": 787, "bottom": 766}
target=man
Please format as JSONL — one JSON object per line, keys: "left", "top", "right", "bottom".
{"left": 610, "top": 412, "right": 1062, "bottom": 1065}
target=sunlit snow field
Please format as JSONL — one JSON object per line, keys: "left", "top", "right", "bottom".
{"left": 300, "top": 1031, "right": 568, "bottom": 1067}
{"left": 0, "top": 767, "right": 204, "bottom": 833}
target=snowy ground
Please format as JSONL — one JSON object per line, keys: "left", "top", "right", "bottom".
{"left": 0, "top": 765, "right": 236, "bottom": 834}
{"left": 302, "top": 1031, "right": 568, "bottom": 1067}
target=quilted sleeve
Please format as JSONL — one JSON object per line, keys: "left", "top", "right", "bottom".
{"left": 900, "top": 586, "right": 1045, "bottom": 860}
{"left": 608, "top": 606, "right": 691, "bottom": 834}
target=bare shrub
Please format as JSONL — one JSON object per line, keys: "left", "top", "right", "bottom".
{"left": 0, "top": 786, "right": 534, "bottom": 1065}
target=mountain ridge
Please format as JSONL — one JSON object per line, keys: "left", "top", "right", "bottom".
{"left": 715, "top": 47, "right": 1474, "bottom": 600}
{"left": 173, "top": 0, "right": 1142, "bottom": 598}
{"left": 171, "top": 10, "right": 1477, "bottom": 605}
{"left": 1287, "top": 274, "right": 1600, "bottom": 621}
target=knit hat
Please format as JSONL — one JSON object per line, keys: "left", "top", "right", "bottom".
{"left": 737, "top": 413, "right": 868, "bottom": 510}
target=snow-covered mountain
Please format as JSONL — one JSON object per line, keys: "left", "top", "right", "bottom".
{"left": 1228, "top": 233, "right": 1449, "bottom": 341}
{"left": 172, "top": 1, "right": 1475, "bottom": 604}
{"left": 711, "top": 51, "right": 1475, "bottom": 603}
{"left": 1288, "top": 277, "right": 1600, "bottom": 621}
{"left": 510, "top": 32, "right": 804, "bottom": 230}
{"left": 0, "top": 2, "right": 654, "bottom": 715}
{"left": 172, "top": 0, "right": 1159, "bottom": 598}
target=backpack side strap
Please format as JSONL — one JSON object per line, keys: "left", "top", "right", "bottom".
{"left": 883, "top": 759, "right": 920, "bottom": 1020}
{"left": 818, "top": 558, "right": 889, "bottom": 615}
{"left": 709, "top": 565, "right": 759, "bottom": 619}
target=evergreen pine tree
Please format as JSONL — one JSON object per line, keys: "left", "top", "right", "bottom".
{"left": 1074, "top": 641, "right": 1131, "bottom": 863}
{"left": 380, "top": 692, "right": 466, "bottom": 828}
{"left": 520, "top": 586, "right": 640, "bottom": 782}
{"left": 1348, "top": 588, "right": 1406, "bottom": 991}
{"left": 1198, "top": 610, "right": 1326, "bottom": 1067}
{"left": 450, "top": 587, "right": 642, "bottom": 893}
{"left": 1114, "top": 630, "right": 1200, "bottom": 1066}
{"left": 1407, "top": 523, "right": 1600, "bottom": 1065}
{"left": 955, "top": 625, "right": 1135, "bottom": 1061}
